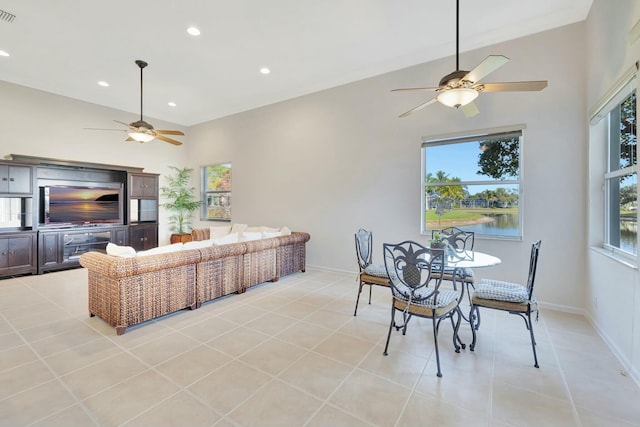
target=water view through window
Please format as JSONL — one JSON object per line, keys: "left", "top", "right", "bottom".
{"left": 423, "top": 130, "right": 522, "bottom": 238}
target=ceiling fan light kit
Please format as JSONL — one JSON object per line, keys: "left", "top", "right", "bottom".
{"left": 437, "top": 87, "right": 478, "bottom": 108}
{"left": 393, "top": 0, "right": 547, "bottom": 117}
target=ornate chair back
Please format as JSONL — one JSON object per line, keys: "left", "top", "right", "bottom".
{"left": 355, "top": 228, "right": 373, "bottom": 272}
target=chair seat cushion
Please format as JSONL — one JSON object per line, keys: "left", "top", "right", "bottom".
{"left": 364, "top": 263, "right": 389, "bottom": 278}
{"left": 473, "top": 279, "right": 528, "bottom": 303}
{"left": 393, "top": 289, "right": 459, "bottom": 317}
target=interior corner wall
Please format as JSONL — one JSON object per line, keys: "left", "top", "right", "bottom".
{"left": 0, "top": 81, "right": 189, "bottom": 245}
{"left": 585, "top": 0, "right": 640, "bottom": 385}
{"left": 187, "top": 22, "right": 587, "bottom": 312}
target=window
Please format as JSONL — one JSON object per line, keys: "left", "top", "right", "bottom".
{"left": 604, "top": 91, "right": 637, "bottom": 256}
{"left": 421, "top": 127, "right": 523, "bottom": 239}
{"left": 201, "top": 163, "right": 232, "bottom": 221}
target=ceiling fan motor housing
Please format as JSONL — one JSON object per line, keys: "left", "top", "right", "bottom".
{"left": 439, "top": 70, "right": 470, "bottom": 88}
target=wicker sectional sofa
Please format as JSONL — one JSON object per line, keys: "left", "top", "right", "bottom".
{"left": 80, "top": 231, "right": 310, "bottom": 335}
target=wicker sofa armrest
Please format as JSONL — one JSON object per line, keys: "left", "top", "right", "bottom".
{"left": 80, "top": 249, "right": 202, "bottom": 278}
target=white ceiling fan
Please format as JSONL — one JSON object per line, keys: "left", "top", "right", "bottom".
{"left": 393, "top": 0, "right": 548, "bottom": 118}
{"left": 86, "top": 60, "right": 184, "bottom": 145}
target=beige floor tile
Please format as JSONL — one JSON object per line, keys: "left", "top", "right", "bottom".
{"left": 188, "top": 360, "right": 272, "bottom": 414}
{"left": 129, "top": 331, "right": 200, "bottom": 366}
{"left": 0, "top": 379, "right": 77, "bottom": 426}
{"left": 83, "top": 370, "right": 179, "bottom": 426}
{"left": 491, "top": 382, "right": 579, "bottom": 426}
{"left": 61, "top": 352, "right": 148, "bottom": 399}
{"left": 29, "top": 325, "right": 105, "bottom": 358}
{"left": 0, "top": 359, "right": 55, "bottom": 400}
{"left": 279, "top": 352, "right": 354, "bottom": 399}
{"left": 359, "top": 344, "right": 428, "bottom": 389}
{"left": 275, "top": 320, "right": 335, "bottom": 349}
{"left": 155, "top": 344, "right": 233, "bottom": 387}
{"left": 0, "top": 331, "right": 26, "bottom": 351}
{"left": 305, "top": 404, "right": 374, "bottom": 427}
{"left": 397, "top": 391, "right": 488, "bottom": 427}
{"left": 180, "top": 315, "right": 240, "bottom": 342}
{"left": 244, "top": 311, "right": 301, "bottom": 335}
{"left": 122, "top": 391, "right": 222, "bottom": 427}
{"left": 313, "top": 332, "right": 376, "bottom": 366}
{"left": 44, "top": 337, "right": 123, "bottom": 376}
{"left": 206, "top": 326, "right": 270, "bottom": 357}
{"left": 337, "top": 317, "right": 388, "bottom": 344}
{"left": 329, "top": 369, "right": 412, "bottom": 426}
{"left": 30, "top": 404, "right": 98, "bottom": 427}
{"left": 0, "top": 269, "right": 638, "bottom": 427}
{"left": 1, "top": 343, "right": 38, "bottom": 371}
{"left": 415, "top": 357, "right": 493, "bottom": 414}
{"left": 576, "top": 405, "right": 640, "bottom": 427}
{"left": 228, "top": 379, "right": 322, "bottom": 427}
{"left": 239, "top": 337, "right": 308, "bottom": 375}
{"left": 274, "top": 300, "right": 320, "bottom": 320}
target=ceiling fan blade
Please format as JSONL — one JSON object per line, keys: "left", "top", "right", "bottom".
{"left": 477, "top": 81, "right": 548, "bottom": 92}
{"left": 463, "top": 55, "right": 509, "bottom": 83}
{"left": 155, "top": 129, "right": 185, "bottom": 135}
{"left": 84, "top": 128, "right": 127, "bottom": 132}
{"left": 155, "top": 134, "right": 183, "bottom": 146}
{"left": 391, "top": 86, "right": 441, "bottom": 92}
{"left": 460, "top": 102, "right": 480, "bottom": 118}
{"left": 114, "top": 120, "right": 133, "bottom": 128}
{"left": 125, "top": 137, "right": 134, "bottom": 142}
{"left": 398, "top": 97, "right": 438, "bottom": 118}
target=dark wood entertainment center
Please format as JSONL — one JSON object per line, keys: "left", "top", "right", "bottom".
{"left": 0, "top": 155, "right": 159, "bottom": 277}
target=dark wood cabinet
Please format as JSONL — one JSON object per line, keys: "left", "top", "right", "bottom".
{"left": 129, "top": 174, "right": 158, "bottom": 198}
{"left": 38, "top": 226, "right": 128, "bottom": 273}
{"left": 0, "top": 232, "right": 37, "bottom": 277}
{"left": 0, "top": 164, "right": 32, "bottom": 195}
{"left": 129, "top": 224, "right": 158, "bottom": 251}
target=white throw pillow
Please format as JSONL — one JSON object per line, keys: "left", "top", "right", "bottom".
{"left": 137, "top": 243, "right": 184, "bottom": 257}
{"left": 212, "top": 233, "right": 239, "bottom": 245}
{"left": 280, "top": 226, "right": 292, "bottom": 236}
{"left": 106, "top": 242, "right": 136, "bottom": 258}
{"left": 231, "top": 223, "right": 248, "bottom": 236}
{"left": 183, "top": 239, "right": 214, "bottom": 250}
{"left": 242, "top": 231, "right": 263, "bottom": 241}
{"left": 262, "top": 231, "right": 281, "bottom": 239}
{"left": 209, "top": 225, "right": 232, "bottom": 238}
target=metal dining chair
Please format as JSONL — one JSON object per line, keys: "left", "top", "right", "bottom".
{"left": 469, "top": 240, "right": 542, "bottom": 367}
{"left": 382, "top": 240, "right": 464, "bottom": 377}
{"left": 353, "top": 228, "right": 390, "bottom": 316}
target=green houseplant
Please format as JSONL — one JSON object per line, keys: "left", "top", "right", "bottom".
{"left": 160, "top": 166, "right": 202, "bottom": 237}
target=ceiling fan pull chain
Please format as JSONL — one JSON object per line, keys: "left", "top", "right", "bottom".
{"left": 456, "top": 0, "right": 459, "bottom": 71}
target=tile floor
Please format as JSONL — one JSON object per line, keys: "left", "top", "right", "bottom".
{"left": 1, "top": 268, "right": 639, "bottom": 426}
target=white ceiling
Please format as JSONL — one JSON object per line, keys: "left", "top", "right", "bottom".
{"left": 0, "top": 0, "right": 592, "bottom": 127}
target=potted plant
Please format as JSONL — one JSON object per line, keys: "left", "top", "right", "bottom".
{"left": 160, "top": 166, "right": 202, "bottom": 243}
{"left": 429, "top": 231, "right": 448, "bottom": 249}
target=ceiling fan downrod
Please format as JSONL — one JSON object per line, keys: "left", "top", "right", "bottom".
{"left": 135, "top": 60, "right": 148, "bottom": 123}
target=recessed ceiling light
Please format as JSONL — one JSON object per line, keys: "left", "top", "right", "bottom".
{"left": 0, "top": 50, "right": 9, "bottom": 57}
{"left": 97, "top": 81, "right": 109, "bottom": 87}
{"left": 187, "top": 26, "right": 201, "bottom": 36}
{"left": 168, "top": 102, "right": 177, "bottom": 107}
{"left": 260, "top": 67, "right": 270, "bottom": 75}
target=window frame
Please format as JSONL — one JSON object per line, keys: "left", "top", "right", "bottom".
{"left": 200, "top": 163, "right": 232, "bottom": 222}
{"left": 602, "top": 87, "right": 637, "bottom": 259}
{"left": 420, "top": 125, "right": 525, "bottom": 240}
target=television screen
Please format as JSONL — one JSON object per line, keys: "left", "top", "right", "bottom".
{"left": 44, "top": 186, "right": 122, "bottom": 225}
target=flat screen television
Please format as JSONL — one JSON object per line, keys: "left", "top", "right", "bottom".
{"left": 40, "top": 183, "right": 123, "bottom": 226}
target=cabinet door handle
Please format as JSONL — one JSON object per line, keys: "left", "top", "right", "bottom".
{"left": 1, "top": 252, "right": 6, "bottom": 255}
{"left": 1, "top": 177, "right": 7, "bottom": 181}
{"left": 9, "top": 178, "right": 14, "bottom": 182}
